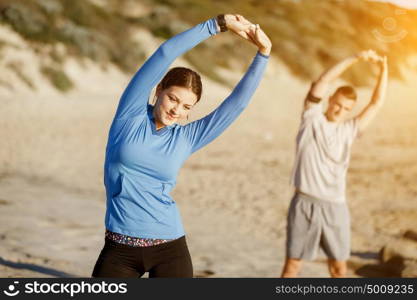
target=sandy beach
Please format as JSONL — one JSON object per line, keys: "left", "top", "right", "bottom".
{"left": 1, "top": 22, "right": 417, "bottom": 278}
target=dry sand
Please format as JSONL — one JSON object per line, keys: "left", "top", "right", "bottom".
{"left": 0, "top": 25, "right": 416, "bottom": 278}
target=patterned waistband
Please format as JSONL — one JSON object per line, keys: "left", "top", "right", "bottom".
{"left": 105, "top": 230, "right": 174, "bottom": 247}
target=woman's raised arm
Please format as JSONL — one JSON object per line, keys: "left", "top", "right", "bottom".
{"left": 183, "top": 25, "right": 271, "bottom": 153}
{"left": 114, "top": 18, "right": 219, "bottom": 120}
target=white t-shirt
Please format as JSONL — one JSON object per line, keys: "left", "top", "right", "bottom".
{"left": 291, "top": 103, "right": 358, "bottom": 203}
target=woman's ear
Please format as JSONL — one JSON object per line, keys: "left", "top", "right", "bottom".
{"left": 155, "top": 84, "right": 162, "bottom": 98}
{"left": 154, "top": 85, "right": 162, "bottom": 104}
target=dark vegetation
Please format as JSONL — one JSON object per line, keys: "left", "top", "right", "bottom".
{"left": 1, "top": 0, "right": 416, "bottom": 91}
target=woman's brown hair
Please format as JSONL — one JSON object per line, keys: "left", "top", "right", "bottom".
{"left": 157, "top": 67, "right": 202, "bottom": 102}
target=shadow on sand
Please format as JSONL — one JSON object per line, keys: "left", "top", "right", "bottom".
{"left": 350, "top": 251, "right": 401, "bottom": 277}
{"left": 0, "top": 257, "right": 77, "bottom": 278}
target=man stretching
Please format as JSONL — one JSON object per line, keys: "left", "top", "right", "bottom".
{"left": 281, "top": 50, "right": 388, "bottom": 277}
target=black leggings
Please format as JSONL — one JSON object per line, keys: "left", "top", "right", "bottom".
{"left": 92, "top": 236, "right": 193, "bottom": 278}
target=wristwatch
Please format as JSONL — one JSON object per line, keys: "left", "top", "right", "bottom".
{"left": 216, "top": 14, "right": 228, "bottom": 32}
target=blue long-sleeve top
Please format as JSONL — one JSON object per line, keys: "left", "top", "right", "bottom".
{"left": 104, "top": 18, "right": 269, "bottom": 239}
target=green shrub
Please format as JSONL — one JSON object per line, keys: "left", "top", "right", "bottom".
{"left": 141, "top": 0, "right": 417, "bottom": 86}
{"left": 0, "top": 0, "right": 146, "bottom": 83}
{"left": 1, "top": 0, "right": 417, "bottom": 89}
{"left": 41, "top": 66, "right": 73, "bottom": 92}
{"left": 7, "top": 61, "right": 36, "bottom": 89}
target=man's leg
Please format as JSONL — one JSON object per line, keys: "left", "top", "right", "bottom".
{"left": 281, "top": 258, "right": 302, "bottom": 277}
{"left": 321, "top": 201, "right": 350, "bottom": 278}
{"left": 282, "top": 193, "right": 321, "bottom": 278}
{"left": 327, "top": 259, "right": 347, "bottom": 278}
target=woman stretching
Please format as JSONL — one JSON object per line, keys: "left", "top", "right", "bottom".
{"left": 92, "top": 14, "right": 271, "bottom": 278}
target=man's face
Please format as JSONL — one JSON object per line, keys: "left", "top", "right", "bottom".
{"left": 326, "top": 92, "right": 356, "bottom": 122}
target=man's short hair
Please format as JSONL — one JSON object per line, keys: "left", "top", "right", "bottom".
{"left": 334, "top": 86, "right": 357, "bottom": 101}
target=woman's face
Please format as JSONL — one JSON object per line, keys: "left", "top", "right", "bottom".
{"left": 153, "top": 85, "right": 198, "bottom": 129}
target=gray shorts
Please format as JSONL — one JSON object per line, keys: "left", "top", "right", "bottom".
{"left": 286, "top": 192, "right": 350, "bottom": 261}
